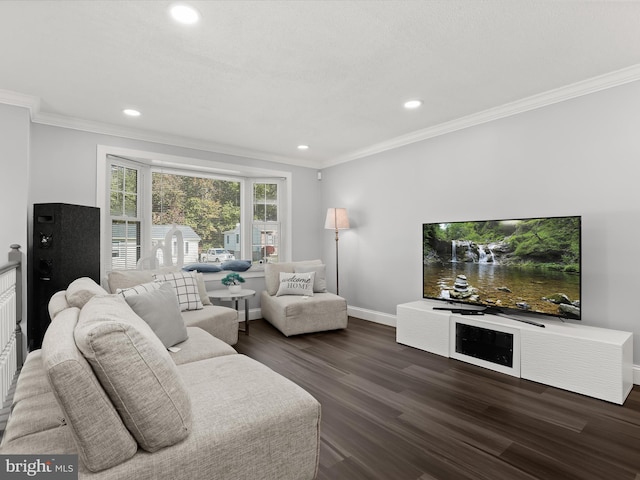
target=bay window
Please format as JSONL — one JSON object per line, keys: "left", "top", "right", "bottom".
{"left": 101, "top": 151, "right": 288, "bottom": 272}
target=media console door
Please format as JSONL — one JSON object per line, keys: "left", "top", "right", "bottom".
{"left": 396, "top": 300, "right": 633, "bottom": 405}
{"left": 449, "top": 315, "right": 521, "bottom": 378}
{"left": 396, "top": 302, "right": 449, "bottom": 357}
{"left": 520, "top": 326, "right": 633, "bottom": 405}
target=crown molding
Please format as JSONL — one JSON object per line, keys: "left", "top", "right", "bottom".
{"left": 321, "top": 63, "right": 640, "bottom": 168}
{"left": 31, "top": 111, "right": 319, "bottom": 169}
{"left": 0, "top": 88, "right": 318, "bottom": 169}
{"left": 3, "top": 63, "right": 640, "bottom": 172}
{"left": 0, "top": 89, "right": 40, "bottom": 113}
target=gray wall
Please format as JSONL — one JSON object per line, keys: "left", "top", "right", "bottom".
{"left": 29, "top": 124, "right": 323, "bottom": 261}
{"left": 0, "top": 104, "right": 30, "bottom": 258}
{"left": 0, "top": 103, "right": 30, "bottom": 356}
{"left": 321, "top": 79, "right": 640, "bottom": 358}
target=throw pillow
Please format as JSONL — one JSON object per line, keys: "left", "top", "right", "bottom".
{"left": 116, "top": 281, "right": 161, "bottom": 298}
{"left": 182, "top": 263, "right": 223, "bottom": 273}
{"left": 124, "top": 283, "right": 188, "bottom": 348}
{"left": 195, "top": 272, "right": 212, "bottom": 306}
{"left": 294, "top": 264, "right": 328, "bottom": 293}
{"left": 221, "top": 259, "right": 252, "bottom": 272}
{"left": 74, "top": 294, "right": 192, "bottom": 452}
{"left": 153, "top": 271, "right": 203, "bottom": 311}
{"left": 276, "top": 272, "right": 315, "bottom": 297}
{"left": 42, "top": 307, "right": 137, "bottom": 472}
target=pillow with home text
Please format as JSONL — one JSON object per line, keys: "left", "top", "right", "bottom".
{"left": 275, "top": 272, "right": 315, "bottom": 297}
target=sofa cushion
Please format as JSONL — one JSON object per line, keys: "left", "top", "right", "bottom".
{"left": 264, "top": 260, "right": 322, "bottom": 295}
{"left": 106, "top": 267, "right": 178, "bottom": 293}
{"left": 108, "top": 268, "right": 212, "bottom": 306}
{"left": 12, "top": 352, "right": 51, "bottom": 405}
{"left": 294, "top": 264, "right": 328, "bottom": 293}
{"left": 75, "top": 294, "right": 192, "bottom": 452}
{"left": 153, "top": 271, "right": 203, "bottom": 311}
{"left": 42, "top": 306, "right": 137, "bottom": 472}
{"left": 65, "top": 277, "right": 108, "bottom": 308}
{"left": 2, "top": 391, "right": 65, "bottom": 444}
{"left": 116, "top": 280, "right": 161, "bottom": 298}
{"left": 182, "top": 306, "right": 239, "bottom": 346}
{"left": 124, "top": 282, "right": 188, "bottom": 348}
{"left": 276, "top": 272, "right": 315, "bottom": 297}
{"left": 169, "top": 327, "right": 237, "bottom": 365}
{"left": 48, "top": 290, "right": 70, "bottom": 320}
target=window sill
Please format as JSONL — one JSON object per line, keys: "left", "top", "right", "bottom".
{"left": 201, "top": 269, "right": 265, "bottom": 281}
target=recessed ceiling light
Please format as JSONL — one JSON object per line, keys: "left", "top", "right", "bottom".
{"left": 404, "top": 100, "right": 423, "bottom": 109}
{"left": 123, "top": 109, "right": 141, "bottom": 117}
{"left": 297, "top": 145, "right": 309, "bottom": 150}
{"left": 170, "top": 4, "right": 200, "bottom": 24}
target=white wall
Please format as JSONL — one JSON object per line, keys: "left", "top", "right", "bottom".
{"left": 0, "top": 104, "right": 29, "bottom": 257}
{"left": 29, "top": 124, "right": 323, "bottom": 261}
{"left": 0, "top": 103, "right": 30, "bottom": 356}
{"left": 321, "top": 80, "right": 640, "bottom": 359}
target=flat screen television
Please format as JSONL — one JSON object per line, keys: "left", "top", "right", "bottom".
{"left": 423, "top": 216, "right": 581, "bottom": 323}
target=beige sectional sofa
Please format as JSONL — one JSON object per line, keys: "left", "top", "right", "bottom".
{"left": 0, "top": 277, "right": 321, "bottom": 479}
{"left": 261, "top": 260, "right": 348, "bottom": 336}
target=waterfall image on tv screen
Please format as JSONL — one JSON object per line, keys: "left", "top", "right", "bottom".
{"left": 423, "top": 216, "right": 581, "bottom": 319}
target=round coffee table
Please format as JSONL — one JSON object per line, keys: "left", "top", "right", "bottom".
{"left": 208, "top": 289, "right": 256, "bottom": 334}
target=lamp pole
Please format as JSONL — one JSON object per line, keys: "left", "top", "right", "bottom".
{"left": 334, "top": 226, "right": 340, "bottom": 295}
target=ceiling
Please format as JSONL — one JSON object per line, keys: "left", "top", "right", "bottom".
{"left": 1, "top": 1, "right": 640, "bottom": 169}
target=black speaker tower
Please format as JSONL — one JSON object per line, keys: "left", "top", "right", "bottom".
{"left": 29, "top": 203, "right": 100, "bottom": 350}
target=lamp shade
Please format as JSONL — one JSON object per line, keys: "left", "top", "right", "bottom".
{"left": 325, "top": 208, "right": 350, "bottom": 230}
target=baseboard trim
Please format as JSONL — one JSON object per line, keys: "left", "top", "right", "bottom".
{"left": 347, "top": 306, "right": 396, "bottom": 327}
{"left": 348, "top": 307, "right": 640, "bottom": 387}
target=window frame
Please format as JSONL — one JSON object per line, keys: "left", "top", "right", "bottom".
{"left": 251, "top": 180, "right": 284, "bottom": 263}
{"left": 97, "top": 145, "right": 292, "bottom": 279}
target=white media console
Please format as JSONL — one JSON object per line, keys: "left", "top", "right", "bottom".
{"left": 396, "top": 300, "right": 633, "bottom": 404}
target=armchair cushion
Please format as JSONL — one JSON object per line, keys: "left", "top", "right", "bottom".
{"left": 264, "top": 260, "right": 322, "bottom": 295}
{"left": 294, "top": 264, "right": 327, "bottom": 293}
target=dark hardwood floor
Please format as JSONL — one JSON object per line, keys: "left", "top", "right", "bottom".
{"left": 235, "top": 317, "right": 640, "bottom": 480}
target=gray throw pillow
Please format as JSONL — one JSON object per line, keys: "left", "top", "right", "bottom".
{"left": 124, "top": 283, "right": 188, "bottom": 348}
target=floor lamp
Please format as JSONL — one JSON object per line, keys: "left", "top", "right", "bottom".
{"left": 325, "top": 208, "right": 350, "bottom": 295}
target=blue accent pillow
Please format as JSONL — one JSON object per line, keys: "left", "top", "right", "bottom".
{"left": 182, "top": 263, "right": 223, "bottom": 273}
{"left": 221, "top": 260, "right": 252, "bottom": 272}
